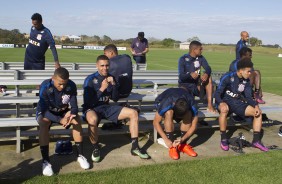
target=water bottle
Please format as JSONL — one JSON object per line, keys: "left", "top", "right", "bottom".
{"left": 153, "top": 83, "right": 158, "bottom": 97}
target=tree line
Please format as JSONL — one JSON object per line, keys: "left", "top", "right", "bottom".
{"left": 0, "top": 28, "right": 280, "bottom": 48}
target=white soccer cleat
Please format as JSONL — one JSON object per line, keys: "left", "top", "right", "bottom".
{"left": 42, "top": 161, "right": 54, "bottom": 176}
{"left": 77, "top": 155, "right": 90, "bottom": 170}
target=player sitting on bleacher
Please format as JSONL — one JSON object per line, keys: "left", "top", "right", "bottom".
{"left": 215, "top": 58, "right": 268, "bottom": 152}
{"left": 36, "top": 67, "right": 90, "bottom": 176}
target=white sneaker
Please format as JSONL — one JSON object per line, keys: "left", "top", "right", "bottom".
{"left": 77, "top": 155, "right": 90, "bottom": 170}
{"left": 157, "top": 138, "right": 168, "bottom": 148}
{"left": 42, "top": 161, "right": 54, "bottom": 176}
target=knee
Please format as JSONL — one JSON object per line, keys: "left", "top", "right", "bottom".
{"left": 37, "top": 118, "right": 51, "bottom": 130}
{"left": 129, "top": 109, "right": 138, "bottom": 120}
{"left": 86, "top": 115, "right": 99, "bottom": 127}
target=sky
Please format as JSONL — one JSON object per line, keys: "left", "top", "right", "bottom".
{"left": 1, "top": 0, "right": 282, "bottom": 45}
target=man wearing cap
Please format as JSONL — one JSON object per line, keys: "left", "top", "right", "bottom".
{"left": 130, "top": 32, "right": 149, "bottom": 64}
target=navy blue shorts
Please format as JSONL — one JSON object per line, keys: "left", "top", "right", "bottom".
{"left": 36, "top": 110, "right": 68, "bottom": 124}
{"left": 179, "top": 83, "right": 199, "bottom": 96}
{"left": 24, "top": 60, "right": 45, "bottom": 70}
{"left": 219, "top": 99, "right": 252, "bottom": 121}
{"left": 85, "top": 104, "right": 123, "bottom": 123}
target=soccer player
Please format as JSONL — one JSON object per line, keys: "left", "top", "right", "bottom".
{"left": 82, "top": 55, "right": 150, "bottom": 163}
{"left": 153, "top": 87, "right": 198, "bottom": 160}
{"left": 130, "top": 32, "right": 149, "bottom": 64}
{"left": 36, "top": 67, "right": 89, "bottom": 176}
{"left": 235, "top": 31, "right": 249, "bottom": 60}
{"left": 104, "top": 44, "right": 133, "bottom": 98}
{"left": 24, "top": 13, "right": 60, "bottom": 70}
{"left": 178, "top": 40, "right": 216, "bottom": 113}
{"left": 229, "top": 47, "right": 265, "bottom": 104}
{"left": 215, "top": 58, "right": 268, "bottom": 152}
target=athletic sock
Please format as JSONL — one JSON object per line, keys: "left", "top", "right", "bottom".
{"left": 40, "top": 145, "right": 50, "bottom": 162}
{"left": 92, "top": 142, "right": 99, "bottom": 150}
{"left": 131, "top": 137, "right": 139, "bottom": 150}
{"left": 75, "top": 142, "right": 83, "bottom": 157}
{"left": 252, "top": 131, "right": 261, "bottom": 143}
{"left": 220, "top": 131, "right": 227, "bottom": 141}
{"left": 181, "top": 131, "right": 188, "bottom": 144}
{"left": 165, "top": 131, "right": 175, "bottom": 142}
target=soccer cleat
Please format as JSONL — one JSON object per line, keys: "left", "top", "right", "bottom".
{"left": 220, "top": 140, "right": 229, "bottom": 151}
{"left": 254, "top": 92, "right": 265, "bottom": 104}
{"left": 278, "top": 126, "right": 282, "bottom": 137}
{"left": 252, "top": 141, "right": 269, "bottom": 152}
{"left": 42, "top": 160, "right": 54, "bottom": 176}
{"left": 77, "top": 155, "right": 90, "bottom": 170}
{"left": 91, "top": 148, "right": 101, "bottom": 162}
{"left": 178, "top": 144, "right": 197, "bottom": 157}
{"left": 131, "top": 148, "right": 150, "bottom": 159}
{"left": 169, "top": 147, "right": 179, "bottom": 160}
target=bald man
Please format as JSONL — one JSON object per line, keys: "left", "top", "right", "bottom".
{"left": 235, "top": 31, "right": 249, "bottom": 60}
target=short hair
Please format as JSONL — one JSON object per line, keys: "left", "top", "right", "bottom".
{"left": 104, "top": 44, "right": 118, "bottom": 55}
{"left": 96, "top": 55, "right": 109, "bottom": 63}
{"left": 239, "top": 47, "right": 252, "bottom": 57}
{"left": 173, "top": 98, "right": 189, "bottom": 118}
{"left": 189, "top": 40, "right": 202, "bottom": 50}
{"left": 54, "top": 67, "right": 69, "bottom": 80}
{"left": 138, "top": 32, "right": 145, "bottom": 38}
{"left": 237, "top": 58, "right": 253, "bottom": 71}
{"left": 31, "top": 13, "right": 42, "bottom": 22}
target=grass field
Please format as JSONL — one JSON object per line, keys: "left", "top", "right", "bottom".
{"left": 20, "top": 151, "right": 282, "bottom": 184}
{"left": 1, "top": 45, "right": 281, "bottom": 95}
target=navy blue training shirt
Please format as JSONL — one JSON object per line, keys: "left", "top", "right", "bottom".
{"left": 36, "top": 79, "right": 78, "bottom": 122}
{"left": 109, "top": 54, "right": 133, "bottom": 97}
{"left": 229, "top": 59, "right": 239, "bottom": 72}
{"left": 215, "top": 72, "right": 257, "bottom": 107}
{"left": 155, "top": 88, "right": 198, "bottom": 117}
{"left": 235, "top": 39, "right": 247, "bottom": 60}
{"left": 178, "top": 54, "right": 212, "bottom": 85}
{"left": 82, "top": 71, "right": 119, "bottom": 113}
{"left": 25, "top": 25, "right": 58, "bottom": 63}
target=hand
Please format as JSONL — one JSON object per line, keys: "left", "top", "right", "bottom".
{"left": 190, "top": 72, "right": 199, "bottom": 79}
{"left": 172, "top": 139, "right": 181, "bottom": 147}
{"left": 54, "top": 61, "right": 60, "bottom": 69}
{"left": 106, "top": 76, "right": 115, "bottom": 85}
{"left": 254, "top": 106, "right": 261, "bottom": 117}
{"left": 201, "top": 73, "right": 209, "bottom": 82}
{"left": 164, "top": 138, "right": 173, "bottom": 148}
{"left": 100, "top": 79, "right": 109, "bottom": 91}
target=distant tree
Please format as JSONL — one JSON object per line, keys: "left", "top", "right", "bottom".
{"left": 249, "top": 37, "right": 262, "bottom": 46}
{"left": 187, "top": 36, "right": 201, "bottom": 42}
{"left": 162, "top": 38, "right": 176, "bottom": 47}
{"left": 102, "top": 35, "right": 112, "bottom": 43}
{"left": 93, "top": 35, "right": 100, "bottom": 42}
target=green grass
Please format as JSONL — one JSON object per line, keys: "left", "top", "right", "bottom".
{"left": 21, "top": 151, "right": 282, "bottom": 184}
{"left": 1, "top": 45, "right": 281, "bottom": 95}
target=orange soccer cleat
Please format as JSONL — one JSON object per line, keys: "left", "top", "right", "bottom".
{"left": 178, "top": 144, "right": 197, "bottom": 157}
{"left": 169, "top": 147, "right": 179, "bottom": 160}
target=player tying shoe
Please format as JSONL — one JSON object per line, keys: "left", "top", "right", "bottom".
{"left": 153, "top": 87, "right": 198, "bottom": 160}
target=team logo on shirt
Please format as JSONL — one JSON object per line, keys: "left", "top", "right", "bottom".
{"left": 40, "top": 31, "right": 44, "bottom": 33}
{"left": 238, "top": 84, "right": 245, "bottom": 92}
{"left": 230, "top": 77, "right": 234, "bottom": 82}
{"left": 136, "top": 43, "right": 139, "bottom": 47}
{"left": 93, "top": 78, "right": 98, "bottom": 84}
{"left": 243, "top": 80, "right": 247, "bottom": 84}
{"left": 194, "top": 60, "right": 200, "bottom": 68}
{"left": 37, "top": 34, "right": 42, "bottom": 40}
{"left": 62, "top": 94, "right": 70, "bottom": 104}
{"left": 185, "top": 58, "right": 189, "bottom": 61}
